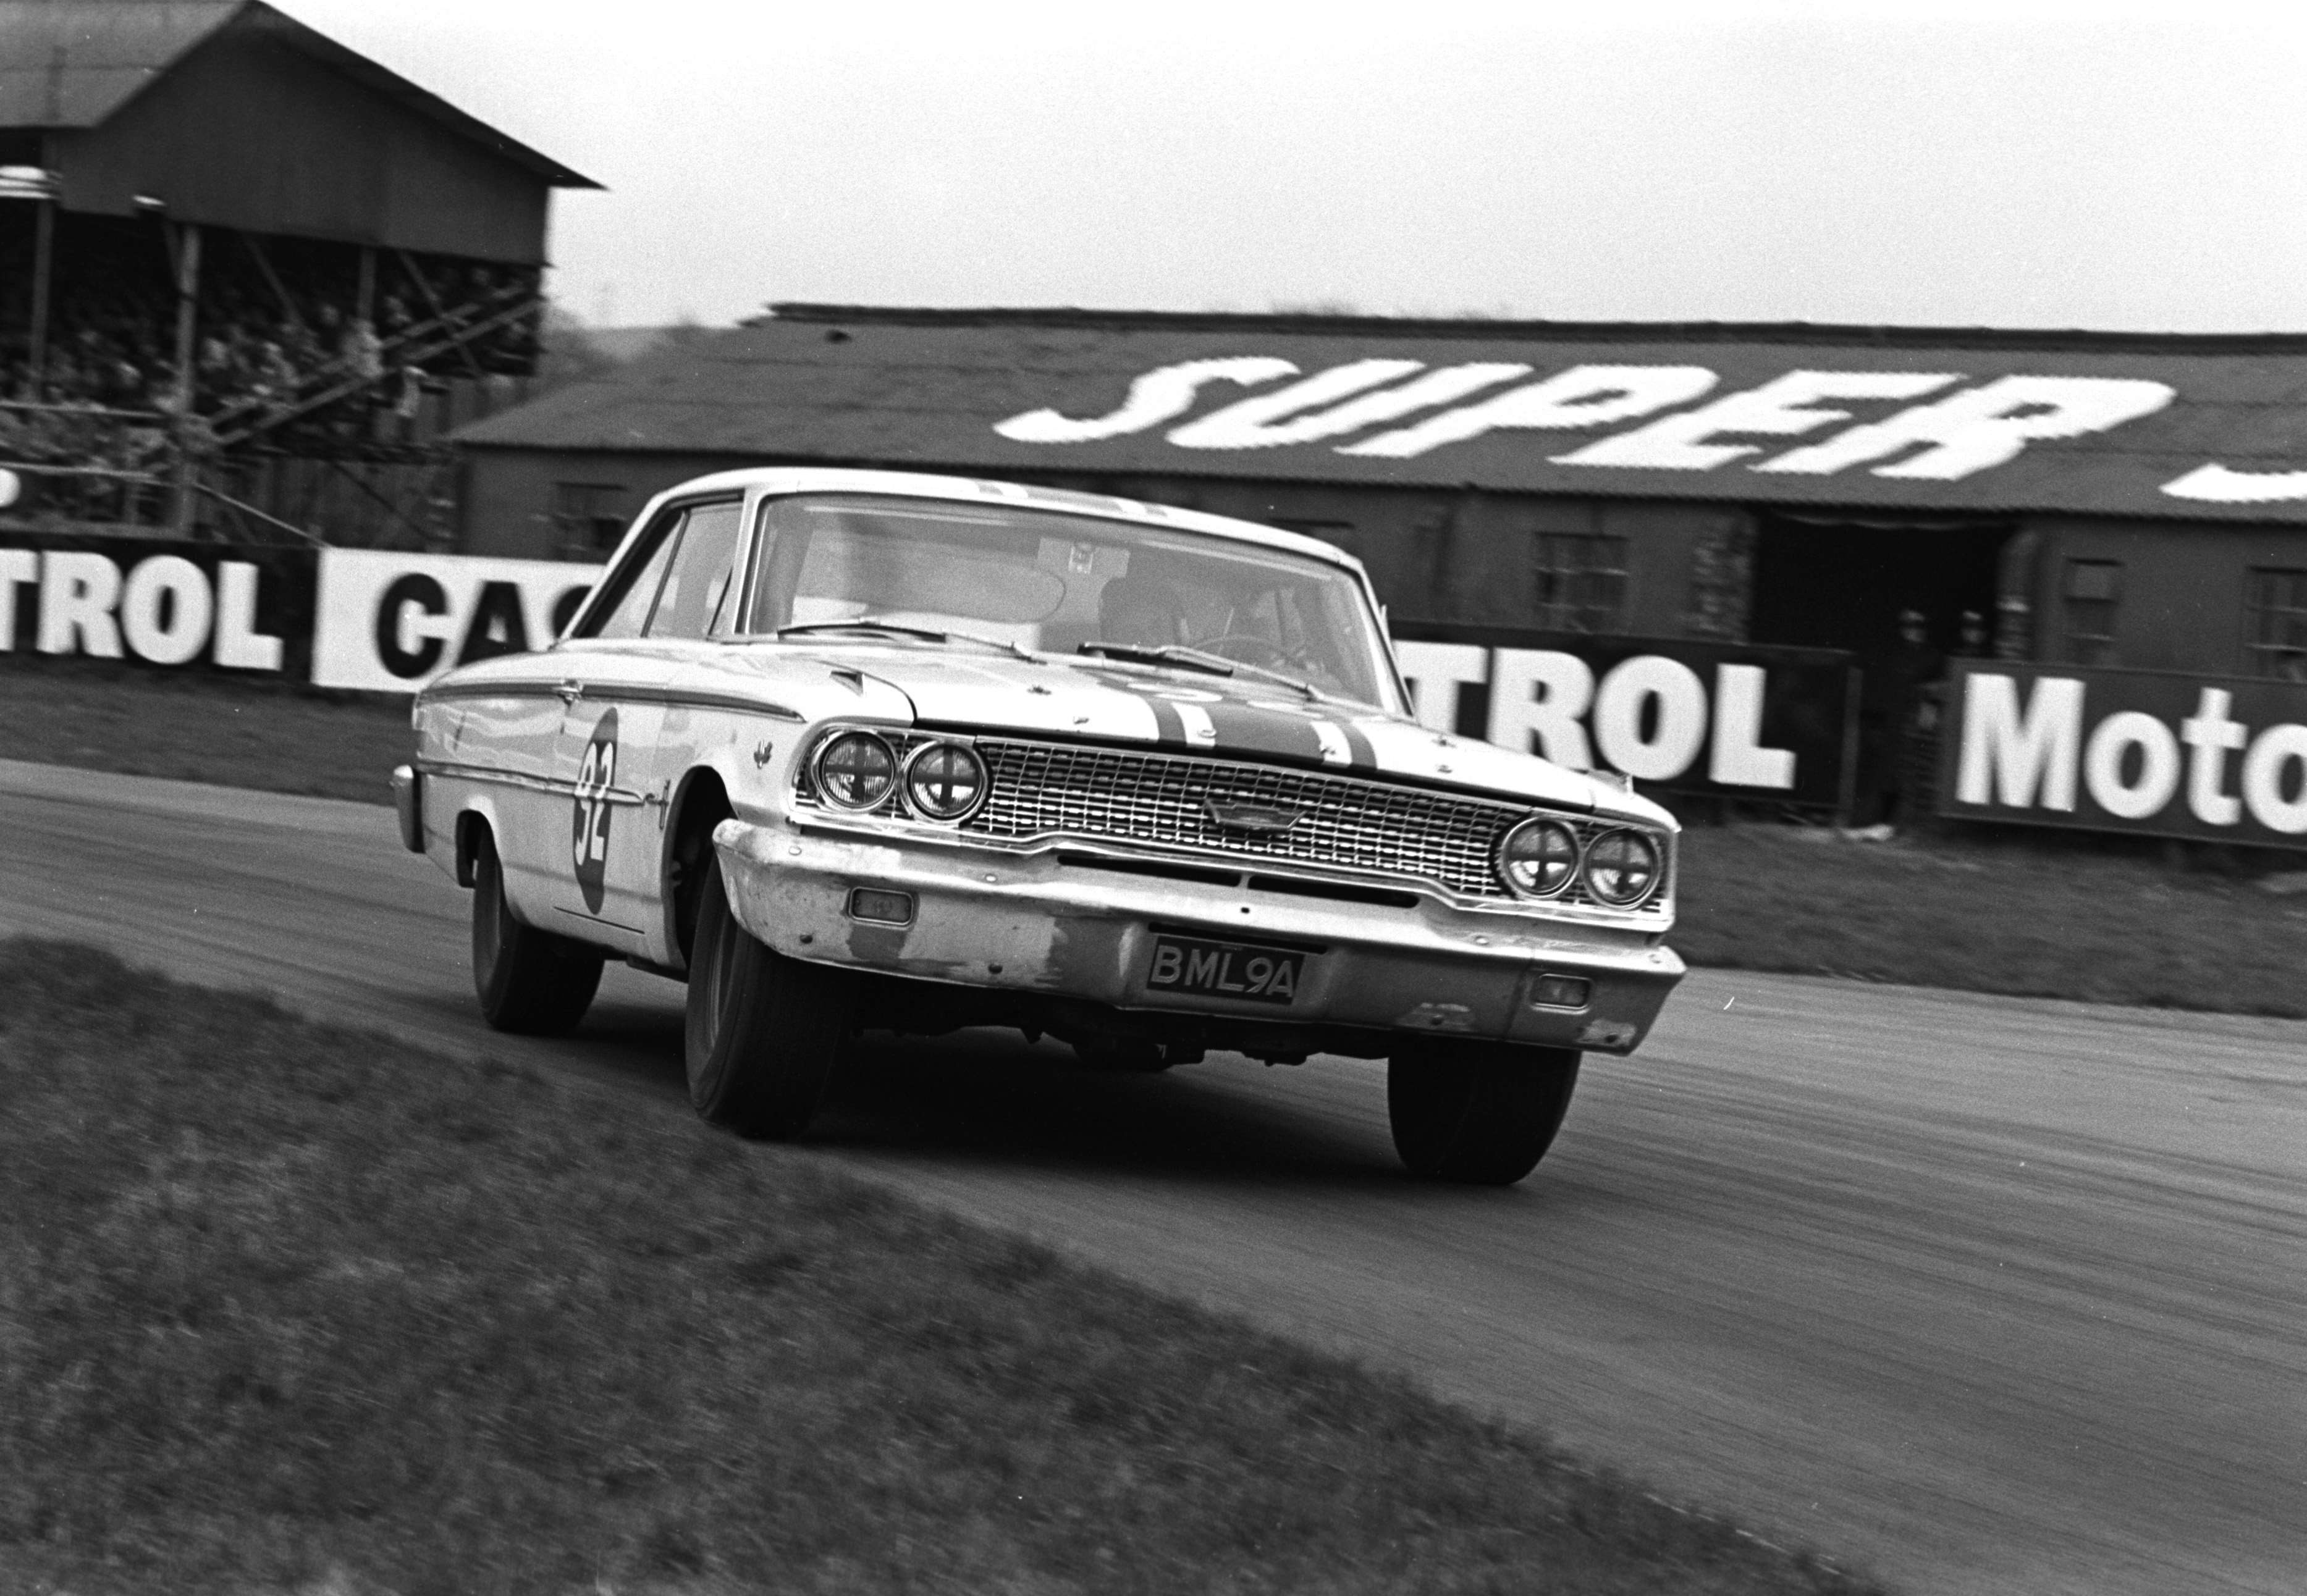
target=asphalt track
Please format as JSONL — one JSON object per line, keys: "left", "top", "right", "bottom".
{"left": 2, "top": 755, "right": 2301, "bottom": 1596}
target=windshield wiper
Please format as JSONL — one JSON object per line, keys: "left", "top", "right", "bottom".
{"left": 1076, "top": 640, "right": 1328, "bottom": 702}
{"left": 779, "top": 616, "right": 1037, "bottom": 661}
{"left": 1077, "top": 640, "right": 1236, "bottom": 677}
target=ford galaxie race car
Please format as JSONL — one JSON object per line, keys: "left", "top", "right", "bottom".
{"left": 394, "top": 468, "right": 1685, "bottom": 1183}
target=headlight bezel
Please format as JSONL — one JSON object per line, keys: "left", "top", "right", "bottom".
{"left": 900, "top": 738, "right": 990, "bottom": 823}
{"left": 812, "top": 729, "right": 900, "bottom": 812}
{"left": 1579, "top": 825, "right": 1664, "bottom": 908}
{"left": 1495, "top": 816, "right": 1583, "bottom": 900}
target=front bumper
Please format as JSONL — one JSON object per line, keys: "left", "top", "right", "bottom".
{"left": 712, "top": 820, "right": 1684, "bottom": 1054}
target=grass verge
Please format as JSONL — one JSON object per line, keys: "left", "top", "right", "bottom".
{"left": 0, "top": 939, "right": 1876, "bottom": 1596}
{"left": 1671, "top": 820, "right": 2307, "bottom": 1018}
{"left": 8, "top": 656, "right": 2303, "bottom": 1018}
{"left": 0, "top": 658, "right": 410, "bottom": 805}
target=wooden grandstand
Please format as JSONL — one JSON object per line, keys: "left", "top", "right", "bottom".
{"left": 0, "top": 0, "right": 596, "bottom": 545}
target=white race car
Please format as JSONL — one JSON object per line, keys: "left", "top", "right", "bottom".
{"left": 395, "top": 469, "right": 1685, "bottom": 1183}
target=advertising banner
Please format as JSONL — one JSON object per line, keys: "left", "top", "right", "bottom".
{"left": 310, "top": 550, "right": 601, "bottom": 693}
{"left": 0, "top": 532, "right": 314, "bottom": 678}
{"left": 1937, "top": 660, "right": 2307, "bottom": 846}
{"left": 1391, "top": 623, "right": 1858, "bottom": 805}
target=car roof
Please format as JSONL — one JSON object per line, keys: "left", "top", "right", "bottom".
{"left": 642, "top": 466, "right": 1369, "bottom": 573}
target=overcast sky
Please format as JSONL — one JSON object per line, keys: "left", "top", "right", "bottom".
{"left": 283, "top": 0, "right": 2307, "bottom": 334}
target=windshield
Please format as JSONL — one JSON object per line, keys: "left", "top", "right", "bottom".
{"left": 741, "top": 493, "right": 1399, "bottom": 708}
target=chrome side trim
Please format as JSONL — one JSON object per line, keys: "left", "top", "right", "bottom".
{"left": 416, "top": 678, "right": 804, "bottom": 721}
{"left": 416, "top": 757, "right": 648, "bottom": 807}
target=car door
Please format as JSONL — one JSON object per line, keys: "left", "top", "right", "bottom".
{"left": 549, "top": 497, "right": 746, "bottom": 952}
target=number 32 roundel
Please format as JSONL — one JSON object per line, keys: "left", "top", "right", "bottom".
{"left": 571, "top": 708, "right": 618, "bottom": 914}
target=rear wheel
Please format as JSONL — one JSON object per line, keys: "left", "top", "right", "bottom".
{"left": 470, "top": 826, "right": 603, "bottom": 1035}
{"left": 1388, "top": 1040, "right": 1580, "bottom": 1185}
{"left": 685, "top": 861, "right": 854, "bottom": 1138}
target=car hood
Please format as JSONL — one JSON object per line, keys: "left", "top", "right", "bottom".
{"left": 692, "top": 643, "right": 1663, "bottom": 823}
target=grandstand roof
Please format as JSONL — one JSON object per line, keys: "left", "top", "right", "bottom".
{"left": 0, "top": 0, "right": 594, "bottom": 187}
{"left": 455, "top": 303, "right": 2307, "bottom": 526}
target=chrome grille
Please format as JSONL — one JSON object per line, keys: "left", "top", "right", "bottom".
{"left": 958, "top": 738, "right": 1651, "bottom": 908}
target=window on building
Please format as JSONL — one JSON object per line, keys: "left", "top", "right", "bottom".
{"left": 1533, "top": 532, "right": 1629, "bottom": 633}
{"left": 2244, "top": 566, "right": 2307, "bottom": 681}
{"left": 2060, "top": 559, "right": 2122, "bottom": 665}
{"left": 551, "top": 482, "right": 630, "bottom": 556}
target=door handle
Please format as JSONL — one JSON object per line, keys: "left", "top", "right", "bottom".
{"left": 555, "top": 681, "right": 584, "bottom": 705}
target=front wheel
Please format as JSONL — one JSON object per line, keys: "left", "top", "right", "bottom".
{"left": 470, "top": 826, "right": 603, "bottom": 1035}
{"left": 1388, "top": 1041, "right": 1581, "bottom": 1185}
{"left": 685, "top": 861, "right": 854, "bottom": 1138}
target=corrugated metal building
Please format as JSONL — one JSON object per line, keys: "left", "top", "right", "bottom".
{"left": 450, "top": 304, "right": 2307, "bottom": 685}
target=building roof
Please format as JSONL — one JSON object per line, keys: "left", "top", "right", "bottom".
{"left": 453, "top": 305, "right": 2307, "bottom": 526}
{"left": 0, "top": 0, "right": 596, "bottom": 186}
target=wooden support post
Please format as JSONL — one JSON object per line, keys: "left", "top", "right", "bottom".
{"left": 356, "top": 243, "right": 376, "bottom": 329}
{"left": 169, "top": 221, "right": 202, "bottom": 537}
{"left": 23, "top": 196, "right": 54, "bottom": 398}
{"left": 1834, "top": 664, "right": 1865, "bottom": 828}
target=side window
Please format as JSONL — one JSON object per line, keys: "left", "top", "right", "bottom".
{"left": 644, "top": 501, "right": 745, "bottom": 639}
{"left": 585, "top": 510, "right": 685, "bottom": 639}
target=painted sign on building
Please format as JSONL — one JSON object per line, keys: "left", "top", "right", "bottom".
{"left": 1937, "top": 660, "right": 2307, "bottom": 845}
{"left": 992, "top": 358, "right": 2307, "bottom": 504}
{"left": 1395, "top": 626, "right": 1857, "bottom": 807}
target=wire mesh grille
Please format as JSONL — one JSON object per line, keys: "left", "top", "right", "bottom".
{"left": 956, "top": 739, "right": 1656, "bottom": 908}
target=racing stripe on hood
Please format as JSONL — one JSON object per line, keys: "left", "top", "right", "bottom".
{"left": 1200, "top": 700, "right": 1331, "bottom": 762}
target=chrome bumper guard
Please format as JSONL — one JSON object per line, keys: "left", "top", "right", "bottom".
{"left": 390, "top": 763, "right": 425, "bottom": 854}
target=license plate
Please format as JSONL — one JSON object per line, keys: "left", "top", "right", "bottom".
{"left": 1145, "top": 936, "right": 1306, "bottom": 1005}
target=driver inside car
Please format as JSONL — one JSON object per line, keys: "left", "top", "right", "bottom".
{"left": 1097, "top": 574, "right": 1190, "bottom": 648}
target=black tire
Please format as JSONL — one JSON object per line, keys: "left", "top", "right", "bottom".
{"left": 470, "top": 825, "right": 604, "bottom": 1035}
{"left": 684, "top": 860, "right": 853, "bottom": 1138}
{"left": 1388, "top": 1040, "right": 1581, "bottom": 1185}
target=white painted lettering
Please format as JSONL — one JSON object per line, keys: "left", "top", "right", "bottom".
{"left": 0, "top": 548, "right": 34, "bottom": 650}
{"left": 1556, "top": 371, "right": 1959, "bottom": 471}
{"left": 1169, "top": 361, "right": 1529, "bottom": 450}
{"left": 1339, "top": 365, "right": 1718, "bottom": 460}
{"left": 36, "top": 551, "right": 122, "bottom": 658}
{"left": 1393, "top": 640, "right": 1488, "bottom": 732}
{"left": 1593, "top": 656, "right": 1708, "bottom": 781}
{"left": 1708, "top": 663, "right": 1796, "bottom": 789}
{"left": 1487, "top": 649, "right": 1594, "bottom": 768}
{"left": 1758, "top": 376, "right": 2174, "bottom": 480}
{"left": 993, "top": 357, "right": 1297, "bottom": 443}
{"left": 2083, "top": 710, "right": 2182, "bottom": 820}
{"left": 213, "top": 561, "right": 284, "bottom": 671}
{"left": 2240, "top": 724, "right": 2307, "bottom": 834}
{"left": 2180, "top": 687, "right": 2248, "bottom": 826}
{"left": 2159, "top": 463, "right": 2307, "bottom": 504}
{"left": 1957, "top": 674, "right": 2083, "bottom": 810}
{"left": 120, "top": 555, "right": 214, "bottom": 666}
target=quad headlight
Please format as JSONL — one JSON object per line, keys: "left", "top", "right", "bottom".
{"left": 815, "top": 731, "right": 898, "bottom": 810}
{"left": 1580, "top": 826, "right": 1663, "bottom": 907}
{"left": 903, "top": 739, "right": 988, "bottom": 821}
{"left": 1496, "top": 817, "right": 1581, "bottom": 899}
